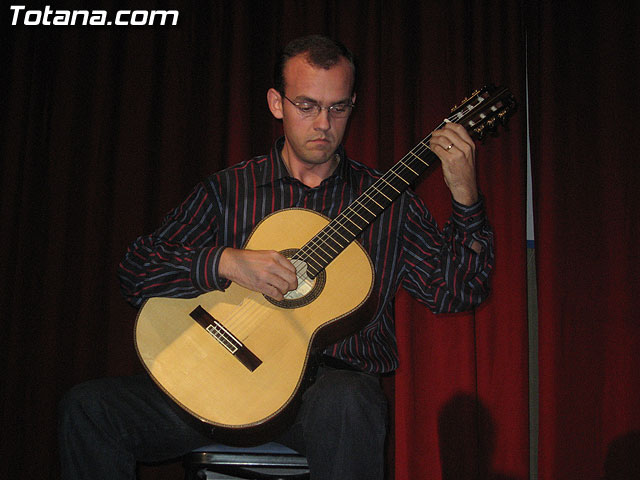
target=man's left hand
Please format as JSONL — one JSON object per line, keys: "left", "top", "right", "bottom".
{"left": 431, "top": 123, "right": 478, "bottom": 206}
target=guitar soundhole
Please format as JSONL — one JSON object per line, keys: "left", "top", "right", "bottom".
{"left": 264, "top": 249, "right": 326, "bottom": 309}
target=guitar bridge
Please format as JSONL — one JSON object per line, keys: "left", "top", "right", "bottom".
{"left": 190, "top": 305, "right": 262, "bottom": 372}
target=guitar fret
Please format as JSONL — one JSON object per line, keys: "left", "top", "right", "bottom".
{"left": 359, "top": 203, "right": 376, "bottom": 216}
{"left": 392, "top": 172, "right": 410, "bottom": 184}
{"left": 329, "top": 225, "right": 350, "bottom": 243}
{"left": 313, "top": 242, "right": 335, "bottom": 259}
{"left": 356, "top": 198, "right": 379, "bottom": 216}
{"left": 416, "top": 142, "right": 432, "bottom": 162}
{"left": 381, "top": 177, "right": 400, "bottom": 193}
{"left": 309, "top": 252, "right": 331, "bottom": 270}
{"left": 340, "top": 216, "right": 359, "bottom": 233}
{"left": 350, "top": 208, "right": 371, "bottom": 224}
{"left": 304, "top": 256, "right": 323, "bottom": 272}
{"left": 371, "top": 186, "right": 391, "bottom": 202}
{"left": 364, "top": 194, "right": 383, "bottom": 209}
{"left": 321, "top": 238, "right": 341, "bottom": 255}
{"left": 338, "top": 223, "right": 357, "bottom": 241}
{"left": 401, "top": 158, "right": 419, "bottom": 175}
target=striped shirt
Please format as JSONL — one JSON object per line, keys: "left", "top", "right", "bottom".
{"left": 118, "top": 137, "right": 494, "bottom": 373}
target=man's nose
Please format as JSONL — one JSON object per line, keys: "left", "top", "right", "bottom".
{"left": 313, "top": 109, "right": 331, "bottom": 130}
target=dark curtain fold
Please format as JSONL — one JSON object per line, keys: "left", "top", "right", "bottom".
{"left": 1, "top": 2, "right": 527, "bottom": 479}
{"left": 527, "top": 2, "right": 640, "bottom": 479}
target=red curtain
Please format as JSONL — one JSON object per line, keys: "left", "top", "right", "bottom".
{"left": 1, "top": 2, "right": 527, "bottom": 479}
{"left": 527, "top": 2, "right": 640, "bottom": 479}
{"left": 389, "top": 3, "right": 529, "bottom": 480}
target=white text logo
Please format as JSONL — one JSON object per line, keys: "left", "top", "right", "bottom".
{"left": 10, "top": 5, "right": 179, "bottom": 26}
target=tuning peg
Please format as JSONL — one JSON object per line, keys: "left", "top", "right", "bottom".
{"left": 451, "top": 101, "right": 462, "bottom": 113}
{"left": 498, "top": 109, "right": 510, "bottom": 125}
{"left": 474, "top": 124, "right": 486, "bottom": 140}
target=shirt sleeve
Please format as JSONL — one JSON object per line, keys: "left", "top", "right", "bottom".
{"left": 400, "top": 193, "right": 494, "bottom": 313}
{"left": 117, "top": 182, "right": 231, "bottom": 308}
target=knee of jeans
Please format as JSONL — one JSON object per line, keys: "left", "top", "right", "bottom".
{"left": 59, "top": 380, "right": 107, "bottom": 429}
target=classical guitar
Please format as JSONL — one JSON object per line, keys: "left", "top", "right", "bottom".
{"left": 135, "top": 85, "right": 516, "bottom": 437}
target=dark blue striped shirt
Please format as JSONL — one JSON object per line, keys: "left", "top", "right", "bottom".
{"left": 118, "top": 137, "right": 494, "bottom": 373}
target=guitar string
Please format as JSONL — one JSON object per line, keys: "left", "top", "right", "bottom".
{"left": 222, "top": 290, "right": 271, "bottom": 338}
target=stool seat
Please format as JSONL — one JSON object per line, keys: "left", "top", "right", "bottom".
{"left": 184, "top": 442, "right": 310, "bottom": 480}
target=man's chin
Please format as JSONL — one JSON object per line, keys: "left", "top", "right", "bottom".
{"left": 304, "top": 153, "right": 335, "bottom": 165}
{"left": 302, "top": 146, "right": 335, "bottom": 163}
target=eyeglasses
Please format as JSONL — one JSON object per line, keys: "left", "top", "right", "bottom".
{"left": 283, "top": 95, "right": 355, "bottom": 119}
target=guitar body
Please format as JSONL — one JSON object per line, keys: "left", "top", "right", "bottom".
{"left": 135, "top": 208, "right": 374, "bottom": 435}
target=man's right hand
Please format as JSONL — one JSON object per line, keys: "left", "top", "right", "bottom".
{"left": 218, "top": 248, "right": 298, "bottom": 301}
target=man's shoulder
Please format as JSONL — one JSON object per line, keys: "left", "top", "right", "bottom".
{"left": 216, "top": 155, "right": 270, "bottom": 174}
{"left": 204, "top": 155, "right": 271, "bottom": 183}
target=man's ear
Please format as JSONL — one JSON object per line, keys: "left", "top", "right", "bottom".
{"left": 267, "top": 88, "right": 284, "bottom": 120}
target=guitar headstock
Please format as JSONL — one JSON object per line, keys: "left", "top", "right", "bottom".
{"left": 449, "top": 85, "right": 517, "bottom": 140}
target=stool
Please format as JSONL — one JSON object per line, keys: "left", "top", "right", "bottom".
{"left": 183, "top": 442, "right": 310, "bottom": 480}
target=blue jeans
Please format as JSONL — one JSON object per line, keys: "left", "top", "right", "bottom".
{"left": 58, "top": 366, "right": 388, "bottom": 479}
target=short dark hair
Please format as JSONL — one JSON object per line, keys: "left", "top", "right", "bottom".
{"left": 273, "top": 34, "right": 356, "bottom": 96}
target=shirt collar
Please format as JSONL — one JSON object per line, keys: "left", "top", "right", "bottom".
{"left": 259, "top": 136, "right": 349, "bottom": 187}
